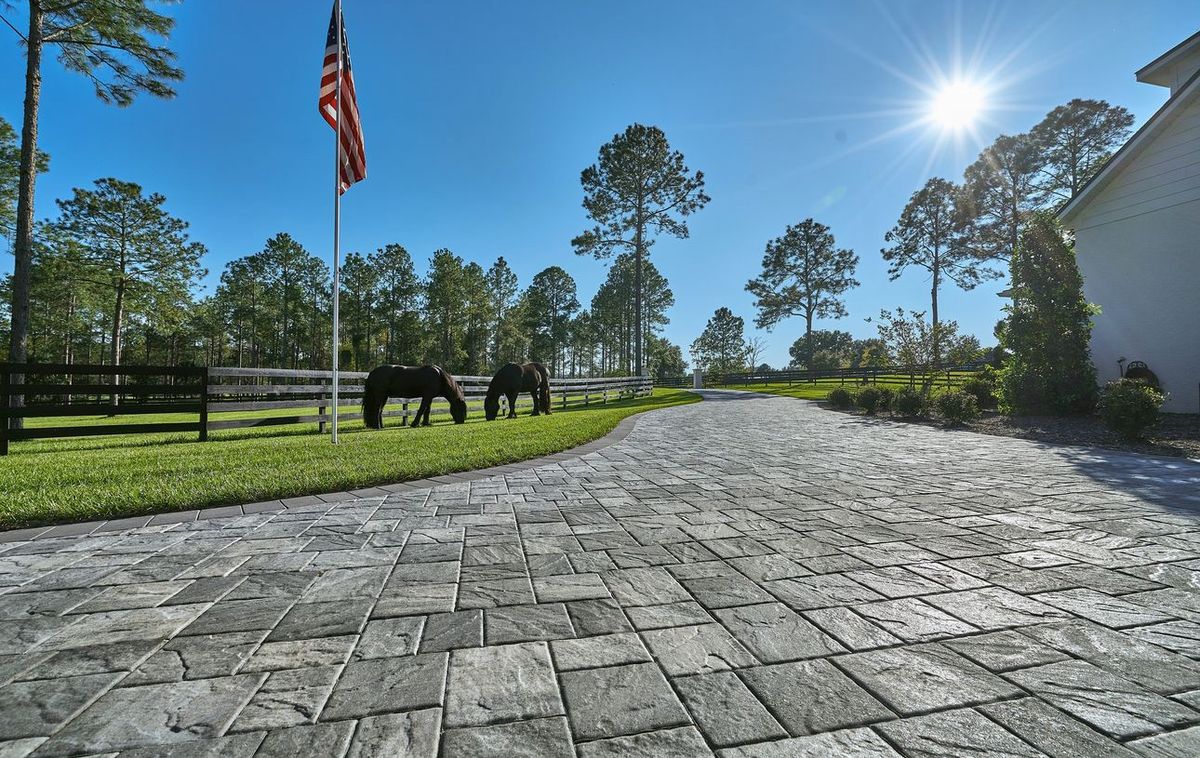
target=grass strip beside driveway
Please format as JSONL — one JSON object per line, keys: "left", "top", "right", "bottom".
{"left": 0, "top": 389, "right": 699, "bottom": 530}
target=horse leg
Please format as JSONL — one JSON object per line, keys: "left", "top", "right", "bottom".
{"left": 506, "top": 391, "right": 518, "bottom": 419}
{"left": 541, "top": 383, "right": 552, "bottom": 415}
{"left": 529, "top": 389, "right": 540, "bottom": 416}
{"left": 420, "top": 396, "right": 434, "bottom": 426}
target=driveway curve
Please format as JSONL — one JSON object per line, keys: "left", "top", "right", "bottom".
{"left": 1, "top": 391, "right": 1199, "bottom": 757}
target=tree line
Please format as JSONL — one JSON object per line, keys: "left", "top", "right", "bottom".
{"left": 3, "top": 2, "right": 708, "bottom": 383}
{"left": 0, "top": 168, "right": 691, "bottom": 378}
{"left": 687, "top": 97, "right": 1133, "bottom": 376}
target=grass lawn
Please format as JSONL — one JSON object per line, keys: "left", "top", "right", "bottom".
{"left": 0, "top": 388, "right": 699, "bottom": 530}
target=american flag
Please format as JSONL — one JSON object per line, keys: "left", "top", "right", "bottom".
{"left": 319, "top": 1, "right": 366, "bottom": 194}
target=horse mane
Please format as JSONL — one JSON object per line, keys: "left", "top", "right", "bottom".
{"left": 438, "top": 366, "right": 465, "bottom": 402}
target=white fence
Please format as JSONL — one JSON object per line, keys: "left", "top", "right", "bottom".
{"left": 205, "top": 367, "right": 653, "bottom": 432}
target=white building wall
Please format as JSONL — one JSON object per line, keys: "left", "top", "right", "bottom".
{"left": 1074, "top": 199, "right": 1200, "bottom": 414}
{"left": 1071, "top": 97, "right": 1200, "bottom": 231}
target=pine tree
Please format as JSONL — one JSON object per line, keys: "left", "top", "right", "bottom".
{"left": 525, "top": 266, "right": 580, "bottom": 376}
{"left": 745, "top": 218, "right": 858, "bottom": 369}
{"left": 53, "top": 178, "right": 204, "bottom": 402}
{"left": 484, "top": 256, "right": 519, "bottom": 366}
{"left": 573, "top": 124, "right": 708, "bottom": 375}
{"left": 424, "top": 249, "right": 468, "bottom": 369}
{"left": 882, "top": 177, "right": 998, "bottom": 365}
{"left": 369, "top": 243, "right": 420, "bottom": 364}
{"left": 962, "top": 134, "right": 1041, "bottom": 284}
{"left": 340, "top": 252, "right": 376, "bottom": 369}
{"left": 690, "top": 307, "right": 748, "bottom": 376}
{"left": 8, "top": 0, "right": 183, "bottom": 377}
{"left": 1030, "top": 99, "right": 1134, "bottom": 206}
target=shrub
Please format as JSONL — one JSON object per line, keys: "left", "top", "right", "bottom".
{"left": 876, "top": 387, "right": 895, "bottom": 412}
{"left": 934, "top": 390, "right": 981, "bottom": 426}
{"left": 1097, "top": 379, "right": 1164, "bottom": 440}
{"left": 959, "top": 376, "right": 996, "bottom": 410}
{"left": 856, "top": 387, "right": 882, "bottom": 415}
{"left": 998, "top": 357, "right": 1097, "bottom": 416}
{"left": 826, "top": 387, "right": 854, "bottom": 409}
{"left": 893, "top": 387, "right": 926, "bottom": 418}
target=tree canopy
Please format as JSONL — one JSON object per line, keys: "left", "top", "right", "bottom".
{"left": 882, "top": 177, "right": 999, "bottom": 364}
{"left": 746, "top": 218, "right": 858, "bottom": 369}
{"left": 690, "top": 307, "right": 748, "bottom": 376}
{"left": 1030, "top": 98, "right": 1134, "bottom": 206}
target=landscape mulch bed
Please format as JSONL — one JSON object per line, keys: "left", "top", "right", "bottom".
{"left": 825, "top": 404, "right": 1200, "bottom": 460}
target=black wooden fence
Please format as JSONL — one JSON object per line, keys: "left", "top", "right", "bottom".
{"left": 0, "top": 363, "right": 654, "bottom": 455}
{"left": 0, "top": 362, "right": 208, "bottom": 455}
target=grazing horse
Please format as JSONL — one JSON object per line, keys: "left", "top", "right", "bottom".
{"left": 484, "top": 362, "right": 552, "bottom": 420}
{"left": 362, "top": 365, "right": 468, "bottom": 428}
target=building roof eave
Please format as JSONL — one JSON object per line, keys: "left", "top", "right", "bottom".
{"left": 1058, "top": 68, "right": 1200, "bottom": 227}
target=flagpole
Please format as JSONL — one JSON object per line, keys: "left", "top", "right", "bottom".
{"left": 331, "top": 0, "right": 343, "bottom": 444}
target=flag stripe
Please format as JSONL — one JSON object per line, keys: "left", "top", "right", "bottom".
{"left": 319, "top": 2, "right": 366, "bottom": 194}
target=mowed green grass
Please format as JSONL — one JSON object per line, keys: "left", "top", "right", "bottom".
{"left": 0, "top": 389, "right": 699, "bottom": 530}
{"left": 720, "top": 373, "right": 975, "bottom": 400}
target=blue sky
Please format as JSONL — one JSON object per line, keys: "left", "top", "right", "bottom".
{"left": 1, "top": 1, "right": 1195, "bottom": 368}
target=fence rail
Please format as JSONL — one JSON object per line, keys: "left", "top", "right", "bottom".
{"left": 205, "top": 368, "right": 652, "bottom": 431}
{"left": 0, "top": 362, "right": 654, "bottom": 454}
{"left": 661, "top": 364, "right": 983, "bottom": 390}
{"left": 0, "top": 362, "right": 207, "bottom": 455}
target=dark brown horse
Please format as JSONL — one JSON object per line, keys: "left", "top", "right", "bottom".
{"left": 484, "top": 362, "right": 552, "bottom": 420}
{"left": 362, "top": 365, "right": 468, "bottom": 428}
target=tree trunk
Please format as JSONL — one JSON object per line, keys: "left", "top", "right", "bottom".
{"left": 930, "top": 271, "right": 940, "bottom": 369}
{"left": 805, "top": 309, "right": 814, "bottom": 370}
{"left": 7, "top": 1, "right": 44, "bottom": 430}
{"left": 634, "top": 209, "right": 644, "bottom": 377}
{"left": 110, "top": 280, "right": 126, "bottom": 411}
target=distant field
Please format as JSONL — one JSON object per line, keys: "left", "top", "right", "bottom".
{"left": 720, "top": 372, "right": 976, "bottom": 400}
{"left": 0, "top": 388, "right": 699, "bottom": 530}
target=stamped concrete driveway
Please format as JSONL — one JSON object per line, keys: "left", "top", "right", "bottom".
{"left": 2, "top": 391, "right": 1200, "bottom": 757}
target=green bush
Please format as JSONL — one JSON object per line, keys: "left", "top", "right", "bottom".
{"left": 996, "top": 215, "right": 1098, "bottom": 415}
{"left": 934, "top": 390, "right": 981, "bottom": 426}
{"left": 855, "top": 387, "right": 882, "bottom": 415}
{"left": 876, "top": 387, "right": 895, "bottom": 412}
{"left": 1097, "top": 379, "right": 1164, "bottom": 440}
{"left": 893, "top": 388, "right": 926, "bottom": 418}
{"left": 998, "top": 357, "right": 1097, "bottom": 415}
{"left": 826, "top": 387, "right": 854, "bottom": 409}
{"left": 959, "top": 376, "right": 996, "bottom": 410}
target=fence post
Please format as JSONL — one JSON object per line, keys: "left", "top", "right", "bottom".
{"left": 561, "top": 386, "right": 567, "bottom": 410}
{"left": 402, "top": 401, "right": 408, "bottom": 426}
{"left": 1, "top": 368, "right": 9, "bottom": 456}
{"left": 198, "top": 366, "right": 209, "bottom": 442}
{"left": 318, "top": 379, "right": 327, "bottom": 434}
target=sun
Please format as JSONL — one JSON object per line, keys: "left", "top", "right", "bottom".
{"left": 929, "top": 81, "right": 986, "bottom": 130}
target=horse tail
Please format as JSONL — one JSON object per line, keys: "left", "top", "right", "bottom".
{"left": 538, "top": 363, "right": 553, "bottom": 414}
{"left": 362, "top": 368, "right": 387, "bottom": 429}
